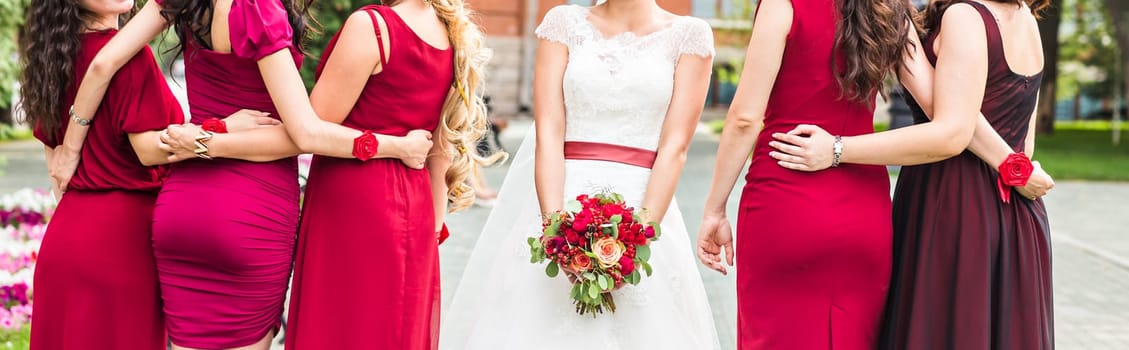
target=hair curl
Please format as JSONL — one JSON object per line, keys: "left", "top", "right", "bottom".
{"left": 382, "top": 0, "right": 505, "bottom": 212}
{"left": 921, "top": 0, "right": 1051, "bottom": 33}
{"left": 832, "top": 0, "right": 917, "bottom": 104}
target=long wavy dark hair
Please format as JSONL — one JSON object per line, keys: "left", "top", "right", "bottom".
{"left": 921, "top": 0, "right": 1051, "bottom": 33}
{"left": 832, "top": 0, "right": 918, "bottom": 104}
{"left": 159, "top": 0, "right": 318, "bottom": 58}
{"left": 18, "top": 0, "right": 131, "bottom": 144}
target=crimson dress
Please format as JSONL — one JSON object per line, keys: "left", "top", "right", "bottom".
{"left": 30, "top": 31, "right": 183, "bottom": 350}
{"left": 881, "top": 2, "right": 1054, "bottom": 349}
{"left": 284, "top": 5, "right": 453, "bottom": 349}
{"left": 735, "top": 1, "right": 892, "bottom": 348}
{"left": 148, "top": 0, "right": 302, "bottom": 347}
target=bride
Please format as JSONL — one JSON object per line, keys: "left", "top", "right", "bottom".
{"left": 441, "top": 1, "right": 720, "bottom": 348}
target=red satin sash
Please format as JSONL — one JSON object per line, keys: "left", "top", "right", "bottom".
{"left": 563, "top": 141, "right": 657, "bottom": 169}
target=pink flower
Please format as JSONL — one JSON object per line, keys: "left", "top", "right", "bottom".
{"left": 592, "top": 237, "right": 625, "bottom": 269}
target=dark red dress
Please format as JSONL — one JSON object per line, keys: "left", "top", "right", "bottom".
{"left": 30, "top": 31, "right": 183, "bottom": 350}
{"left": 284, "top": 5, "right": 453, "bottom": 349}
{"left": 735, "top": 1, "right": 893, "bottom": 348}
{"left": 881, "top": 2, "right": 1053, "bottom": 349}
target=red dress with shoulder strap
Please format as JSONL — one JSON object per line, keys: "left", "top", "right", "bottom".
{"left": 881, "top": 1, "right": 1053, "bottom": 349}
{"left": 284, "top": 5, "right": 453, "bottom": 349}
{"left": 735, "top": 0, "right": 892, "bottom": 348}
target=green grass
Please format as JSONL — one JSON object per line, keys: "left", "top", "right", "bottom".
{"left": 0, "top": 326, "right": 29, "bottom": 350}
{"left": 1034, "top": 127, "right": 1129, "bottom": 182}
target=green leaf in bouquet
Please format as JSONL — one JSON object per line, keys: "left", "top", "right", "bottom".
{"left": 627, "top": 270, "right": 641, "bottom": 284}
{"left": 530, "top": 253, "right": 540, "bottom": 264}
{"left": 583, "top": 272, "right": 596, "bottom": 281}
{"left": 636, "top": 245, "right": 651, "bottom": 261}
{"left": 587, "top": 282, "right": 600, "bottom": 299}
{"left": 545, "top": 224, "right": 559, "bottom": 237}
{"left": 651, "top": 224, "right": 662, "bottom": 239}
{"left": 597, "top": 274, "right": 609, "bottom": 290}
{"left": 610, "top": 214, "right": 622, "bottom": 224}
{"left": 546, "top": 261, "right": 560, "bottom": 278}
{"left": 565, "top": 199, "right": 582, "bottom": 213}
{"left": 611, "top": 193, "right": 624, "bottom": 203}
{"left": 642, "top": 261, "right": 653, "bottom": 277}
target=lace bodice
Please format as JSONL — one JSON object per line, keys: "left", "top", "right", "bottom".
{"left": 535, "top": 5, "right": 715, "bottom": 151}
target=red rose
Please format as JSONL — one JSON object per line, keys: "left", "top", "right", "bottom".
{"left": 644, "top": 226, "right": 656, "bottom": 239}
{"left": 570, "top": 254, "right": 593, "bottom": 272}
{"left": 619, "top": 256, "right": 635, "bottom": 275}
{"left": 996, "top": 152, "right": 1034, "bottom": 203}
{"left": 565, "top": 230, "right": 581, "bottom": 245}
{"left": 352, "top": 131, "right": 379, "bottom": 161}
{"left": 201, "top": 118, "right": 227, "bottom": 133}
{"left": 602, "top": 204, "right": 624, "bottom": 217}
{"left": 998, "top": 153, "right": 1034, "bottom": 186}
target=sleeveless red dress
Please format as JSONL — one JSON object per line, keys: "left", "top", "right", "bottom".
{"left": 881, "top": 2, "right": 1053, "bottom": 349}
{"left": 30, "top": 31, "right": 183, "bottom": 350}
{"left": 735, "top": 1, "right": 892, "bottom": 348}
{"left": 284, "top": 5, "right": 453, "bottom": 349}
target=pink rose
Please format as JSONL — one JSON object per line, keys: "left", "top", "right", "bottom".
{"left": 570, "top": 254, "right": 593, "bottom": 273}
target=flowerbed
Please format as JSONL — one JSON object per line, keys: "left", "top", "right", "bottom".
{"left": 0, "top": 189, "right": 53, "bottom": 348}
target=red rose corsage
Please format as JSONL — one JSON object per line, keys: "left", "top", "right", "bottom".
{"left": 438, "top": 224, "right": 450, "bottom": 245}
{"left": 352, "top": 130, "right": 379, "bottom": 161}
{"left": 996, "top": 152, "right": 1034, "bottom": 203}
{"left": 201, "top": 118, "right": 227, "bottom": 133}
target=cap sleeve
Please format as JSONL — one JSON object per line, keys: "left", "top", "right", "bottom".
{"left": 535, "top": 5, "right": 576, "bottom": 46}
{"left": 229, "top": 0, "right": 295, "bottom": 61}
{"left": 679, "top": 18, "right": 715, "bottom": 58}
{"left": 108, "top": 47, "right": 185, "bottom": 134}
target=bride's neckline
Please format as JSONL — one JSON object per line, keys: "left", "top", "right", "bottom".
{"left": 578, "top": 6, "right": 680, "bottom": 42}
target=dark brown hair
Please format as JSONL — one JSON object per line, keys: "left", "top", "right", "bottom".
{"left": 18, "top": 0, "right": 103, "bottom": 144}
{"left": 159, "top": 0, "right": 318, "bottom": 59}
{"left": 832, "top": 0, "right": 918, "bottom": 104}
{"left": 921, "top": 0, "right": 1052, "bottom": 33}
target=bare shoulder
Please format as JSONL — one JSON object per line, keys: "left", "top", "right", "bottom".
{"left": 938, "top": 3, "right": 987, "bottom": 38}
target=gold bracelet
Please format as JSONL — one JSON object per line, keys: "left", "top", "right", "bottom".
{"left": 193, "top": 131, "right": 215, "bottom": 160}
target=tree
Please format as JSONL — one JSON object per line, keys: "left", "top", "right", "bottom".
{"left": 300, "top": 0, "right": 367, "bottom": 90}
{"left": 0, "top": 0, "right": 30, "bottom": 125}
{"left": 1035, "top": 0, "right": 1064, "bottom": 135}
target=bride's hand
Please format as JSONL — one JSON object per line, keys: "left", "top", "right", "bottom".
{"left": 769, "top": 124, "right": 836, "bottom": 172}
{"left": 697, "top": 212, "right": 734, "bottom": 275}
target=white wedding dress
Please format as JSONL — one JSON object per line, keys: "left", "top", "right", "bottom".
{"left": 441, "top": 5, "right": 720, "bottom": 349}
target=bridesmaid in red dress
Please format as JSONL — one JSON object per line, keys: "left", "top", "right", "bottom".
{"left": 284, "top": 1, "right": 498, "bottom": 348}
{"left": 53, "top": 0, "right": 434, "bottom": 349}
{"left": 20, "top": 0, "right": 182, "bottom": 348}
{"left": 696, "top": 0, "right": 991, "bottom": 348}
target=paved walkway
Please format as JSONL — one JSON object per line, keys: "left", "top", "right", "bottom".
{"left": 2, "top": 118, "right": 1127, "bottom": 349}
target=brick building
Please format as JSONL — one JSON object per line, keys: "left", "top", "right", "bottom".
{"left": 472, "top": 0, "right": 753, "bottom": 115}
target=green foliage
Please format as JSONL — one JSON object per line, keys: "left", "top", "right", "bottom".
{"left": 300, "top": 0, "right": 370, "bottom": 90}
{"left": 0, "top": 123, "right": 32, "bottom": 141}
{"left": 1057, "top": 0, "right": 1122, "bottom": 100}
{"left": 0, "top": 0, "right": 30, "bottom": 110}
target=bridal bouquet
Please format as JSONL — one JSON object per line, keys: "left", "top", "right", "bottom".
{"left": 527, "top": 192, "right": 661, "bottom": 316}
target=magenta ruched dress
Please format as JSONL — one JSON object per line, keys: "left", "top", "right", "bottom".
{"left": 149, "top": 0, "right": 302, "bottom": 348}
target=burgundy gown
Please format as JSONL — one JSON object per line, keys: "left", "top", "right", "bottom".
{"left": 735, "top": 1, "right": 893, "bottom": 349}
{"left": 881, "top": 2, "right": 1054, "bottom": 349}
{"left": 148, "top": 0, "right": 302, "bottom": 347}
{"left": 284, "top": 5, "right": 453, "bottom": 349}
{"left": 30, "top": 31, "right": 183, "bottom": 350}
